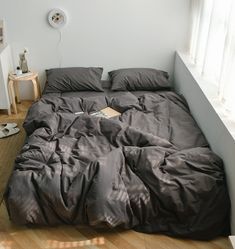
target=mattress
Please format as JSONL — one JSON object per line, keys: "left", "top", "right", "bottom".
{"left": 5, "top": 89, "right": 230, "bottom": 240}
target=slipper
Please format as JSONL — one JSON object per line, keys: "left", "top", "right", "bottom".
{"left": 0, "top": 123, "right": 17, "bottom": 130}
{"left": 0, "top": 127, "right": 20, "bottom": 139}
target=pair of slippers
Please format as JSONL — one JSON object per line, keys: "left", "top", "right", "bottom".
{"left": 0, "top": 123, "right": 20, "bottom": 139}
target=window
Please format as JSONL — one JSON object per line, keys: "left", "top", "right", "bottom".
{"left": 190, "top": 0, "right": 235, "bottom": 118}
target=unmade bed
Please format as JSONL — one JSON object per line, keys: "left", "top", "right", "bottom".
{"left": 4, "top": 67, "right": 230, "bottom": 240}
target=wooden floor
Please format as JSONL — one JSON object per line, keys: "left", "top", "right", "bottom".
{"left": 0, "top": 101, "right": 232, "bottom": 249}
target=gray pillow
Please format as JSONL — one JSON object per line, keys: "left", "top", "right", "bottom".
{"left": 44, "top": 67, "right": 104, "bottom": 93}
{"left": 109, "top": 68, "right": 170, "bottom": 91}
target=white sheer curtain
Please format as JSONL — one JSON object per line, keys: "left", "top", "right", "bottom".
{"left": 190, "top": 0, "right": 235, "bottom": 118}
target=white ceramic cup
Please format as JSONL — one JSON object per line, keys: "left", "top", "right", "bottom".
{"left": 16, "top": 69, "right": 22, "bottom": 76}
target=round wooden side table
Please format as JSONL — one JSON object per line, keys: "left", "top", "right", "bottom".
{"left": 8, "top": 72, "right": 41, "bottom": 114}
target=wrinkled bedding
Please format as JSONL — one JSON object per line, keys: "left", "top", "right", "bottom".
{"left": 5, "top": 90, "right": 230, "bottom": 239}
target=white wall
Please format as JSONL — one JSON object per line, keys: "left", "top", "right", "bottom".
{"left": 0, "top": 0, "right": 191, "bottom": 99}
{"left": 174, "top": 52, "right": 235, "bottom": 233}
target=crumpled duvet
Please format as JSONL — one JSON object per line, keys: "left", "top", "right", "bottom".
{"left": 5, "top": 90, "right": 230, "bottom": 239}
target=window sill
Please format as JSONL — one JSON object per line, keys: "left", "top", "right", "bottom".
{"left": 176, "top": 51, "right": 235, "bottom": 140}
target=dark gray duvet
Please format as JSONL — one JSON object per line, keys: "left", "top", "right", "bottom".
{"left": 5, "top": 90, "right": 230, "bottom": 240}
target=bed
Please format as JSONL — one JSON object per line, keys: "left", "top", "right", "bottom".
{"left": 5, "top": 67, "right": 230, "bottom": 240}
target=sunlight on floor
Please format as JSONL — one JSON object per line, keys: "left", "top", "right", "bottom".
{"left": 0, "top": 237, "right": 105, "bottom": 249}
{"left": 0, "top": 241, "right": 13, "bottom": 249}
{"left": 46, "top": 237, "right": 105, "bottom": 248}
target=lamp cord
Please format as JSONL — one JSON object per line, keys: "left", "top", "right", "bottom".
{"left": 57, "top": 29, "right": 62, "bottom": 68}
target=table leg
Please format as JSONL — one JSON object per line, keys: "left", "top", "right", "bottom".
{"left": 14, "top": 81, "right": 21, "bottom": 104}
{"left": 8, "top": 80, "right": 17, "bottom": 114}
{"left": 36, "top": 76, "right": 42, "bottom": 98}
{"left": 31, "top": 79, "right": 39, "bottom": 101}
{"left": 7, "top": 108, "right": 11, "bottom": 116}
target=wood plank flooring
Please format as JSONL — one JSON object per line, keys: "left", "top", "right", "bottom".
{"left": 0, "top": 101, "right": 232, "bottom": 249}
{"left": 0, "top": 119, "right": 25, "bottom": 203}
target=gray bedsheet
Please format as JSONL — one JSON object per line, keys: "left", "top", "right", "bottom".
{"left": 5, "top": 90, "right": 230, "bottom": 239}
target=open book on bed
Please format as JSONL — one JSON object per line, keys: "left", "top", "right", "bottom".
{"left": 75, "top": 107, "right": 121, "bottom": 119}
